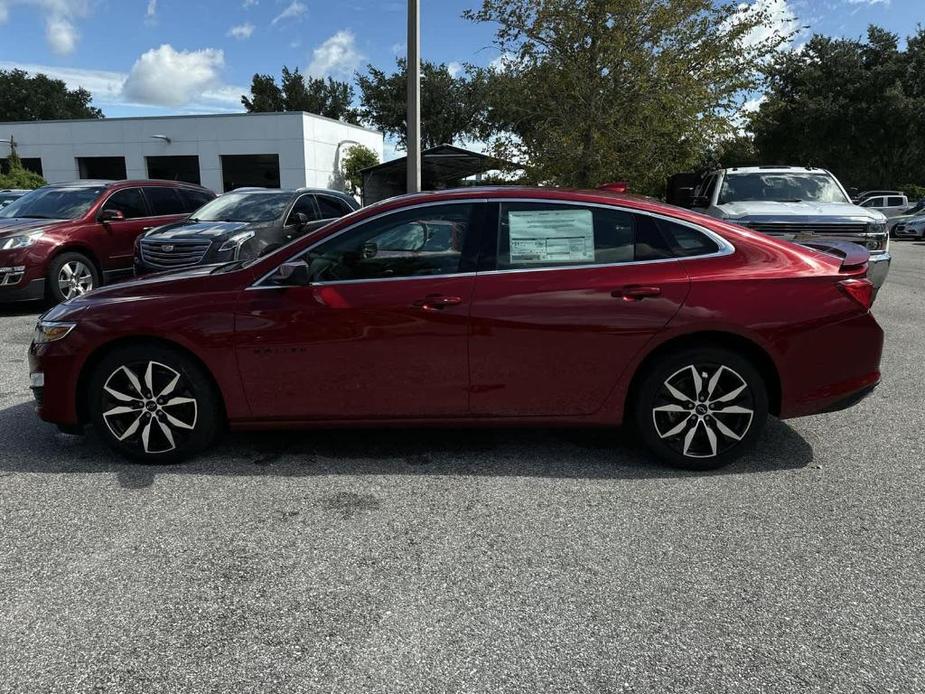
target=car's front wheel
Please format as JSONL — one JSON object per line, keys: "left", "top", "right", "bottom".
{"left": 87, "top": 344, "right": 222, "bottom": 463}
{"left": 634, "top": 347, "right": 769, "bottom": 470}
{"left": 47, "top": 252, "right": 99, "bottom": 304}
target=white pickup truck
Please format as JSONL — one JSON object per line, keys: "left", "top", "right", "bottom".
{"left": 688, "top": 166, "right": 890, "bottom": 289}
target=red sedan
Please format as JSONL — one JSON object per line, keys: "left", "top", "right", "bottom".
{"left": 28, "top": 187, "right": 883, "bottom": 469}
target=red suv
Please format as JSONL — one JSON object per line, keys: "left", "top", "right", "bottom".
{"left": 0, "top": 180, "right": 214, "bottom": 304}
{"left": 28, "top": 187, "right": 883, "bottom": 469}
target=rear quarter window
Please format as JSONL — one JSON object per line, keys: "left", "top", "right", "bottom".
{"left": 657, "top": 219, "right": 721, "bottom": 257}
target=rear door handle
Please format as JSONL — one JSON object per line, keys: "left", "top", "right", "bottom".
{"left": 611, "top": 285, "right": 662, "bottom": 301}
{"left": 412, "top": 294, "right": 464, "bottom": 311}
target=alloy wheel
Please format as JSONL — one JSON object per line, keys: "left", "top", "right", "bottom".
{"left": 651, "top": 364, "right": 754, "bottom": 459}
{"left": 58, "top": 260, "right": 94, "bottom": 299}
{"left": 100, "top": 361, "right": 198, "bottom": 455}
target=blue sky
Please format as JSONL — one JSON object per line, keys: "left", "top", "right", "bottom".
{"left": 0, "top": 0, "right": 920, "bottom": 155}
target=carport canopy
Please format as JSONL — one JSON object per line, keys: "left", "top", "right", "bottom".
{"left": 359, "top": 144, "right": 511, "bottom": 205}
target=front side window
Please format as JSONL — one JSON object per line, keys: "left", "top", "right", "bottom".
{"left": 0, "top": 186, "right": 103, "bottom": 220}
{"left": 861, "top": 197, "right": 883, "bottom": 208}
{"left": 717, "top": 172, "right": 849, "bottom": 205}
{"left": 295, "top": 204, "right": 476, "bottom": 283}
{"left": 286, "top": 195, "right": 318, "bottom": 225}
{"left": 103, "top": 188, "right": 148, "bottom": 219}
{"left": 494, "top": 203, "right": 674, "bottom": 270}
{"left": 180, "top": 188, "right": 214, "bottom": 212}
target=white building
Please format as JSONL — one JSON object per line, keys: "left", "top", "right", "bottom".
{"left": 0, "top": 111, "right": 383, "bottom": 194}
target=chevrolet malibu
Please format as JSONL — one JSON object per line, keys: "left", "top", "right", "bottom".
{"left": 28, "top": 188, "right": 884, "bottom": 469}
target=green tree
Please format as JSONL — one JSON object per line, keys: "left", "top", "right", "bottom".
{"left": 242, "top": 67, "right": 359, "bottom": 124}
{"left": 341, "top": 144, "right": 379, "bottom": 197}
{"left": 0, "top": 149, "right": 46, "bottom": 189}
{"left": 355, "top": 58, "right": 488, "bottom": 149}
{"left": 0, "top": 69, "right": 102, "bottom": 121}
{"left": 750, "top": 26, "right": 925, "bottom": 191}
{"left": 466, "top": 0, "right": 793, "bottom": 194}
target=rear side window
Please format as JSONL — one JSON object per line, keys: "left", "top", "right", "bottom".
{"left": 657, "top": 219, "right": 720, "bottom": 257}
{"left": 144, "top": 186, "right": 186, "bottom": 216}
{"left": 887, "top": 196, "right": 904, "bottom": 207}
{"left": 179, "top": 188, "right": 214, "bottom": 212}
{"left": 494, "top": 203, "right": 673, "bottom": 270}
{"left": 102, "top": 188, "right": 147, "bottom": 219}
{"left": 317, "top": 195, "right": 354, "bottom": 218}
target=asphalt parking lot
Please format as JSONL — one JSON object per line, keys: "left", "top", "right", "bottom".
{"left": 0, "top": 245, "right": 922, "bottom": 694}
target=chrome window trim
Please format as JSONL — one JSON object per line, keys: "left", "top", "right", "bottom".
{"left": 248, "top": 197, "right": 735, "bottom": 290}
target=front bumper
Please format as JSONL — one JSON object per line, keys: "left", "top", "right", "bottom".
{"left": 867, "top": 251, "right": 890, "bottom": 290}
{"left": 0, "top": 277, "right": 45, "bottom": 302}
{"left": 893, "top": 225, "right": 925, "bottom": 239}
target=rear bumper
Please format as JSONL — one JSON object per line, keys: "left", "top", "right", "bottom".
{"left": 817, "top": 382, "right": 878, "bottom": 414}
{"left": 867, "top": 251, "right": 890, "bottom": 290}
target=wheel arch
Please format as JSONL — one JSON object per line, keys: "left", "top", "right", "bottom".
{"left": 75, "top": 335, "right": 228, "bottom": 425}
{"left": 624, "top": 330, "right": 782, "bottom": 418}
{"left": 48, "top": 244, "right": 105, "bottom": 282}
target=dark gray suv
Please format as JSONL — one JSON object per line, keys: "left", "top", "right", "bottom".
{"left": 134, "top": 188, "right": 359, "bottom": 274}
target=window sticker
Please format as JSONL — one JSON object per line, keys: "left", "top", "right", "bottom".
{"left": 508, "top": 209, "right": 595, "bottom": 264}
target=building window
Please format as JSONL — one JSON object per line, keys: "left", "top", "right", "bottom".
{"left": 146, "top": 155, "right": 201, "bottom": 185}
{"left": 77, "top": 156, "right": 127, "bottom": 181}
{"left": 0, "top": 157, "right": 43, "bottom": 176}
{"left": 220, "top": 154, "right": 280, "bottom": 192}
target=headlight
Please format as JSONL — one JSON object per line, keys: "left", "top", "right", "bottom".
{"left": 0, "top": 230, "right": 43, "bottom": 251}
{"left": 866, "top": 222, "right": 886, "bottom": 235}
{"left": 33, "top": 321, "right": 76, "bottom": 344}
{"left": 219, "top": 231, "right": 255, "bottom": 253}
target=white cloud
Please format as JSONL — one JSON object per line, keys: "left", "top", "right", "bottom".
{"left": 242, "top": 0, "right": 257, "bottom": 6}
{"left": 845, "top": 0, "right": 888, "bottom": 4}
{"left": 228, "top": 22, "right": 255, "bottom": 39}
{"left": 122, "top": 44, "right": 227, "bottom": 108}
{"left": 308, "top": 30, "right": 363, "bottom": 79}
{"left": 447, "top": 61, "right": 463, "bottom": 77}
{"left": 0, "top": 0, "right": 90, "bottom": 54}
{"left": 728, "top": 0, "right": 800, "bottom": 52}
{"left": 271, "top": 0, "right": 306, "bottom": 25}
{"left": 145, "top": 0, "right": 156, "bottom": 21}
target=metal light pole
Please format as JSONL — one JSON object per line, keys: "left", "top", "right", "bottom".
{"left": 407, "top": 0, "right": 422, "bottom": 193}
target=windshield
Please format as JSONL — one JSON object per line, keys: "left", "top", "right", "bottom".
{"left": 192, "top": 192, "right": 293, "bottom": 223}
{"left": 0, "top": 186, "right": 104, "bottom": 219}
{"left": 717, "top": 172, "right": 849, "bottom": 205}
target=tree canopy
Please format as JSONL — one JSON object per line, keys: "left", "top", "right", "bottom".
{"left": 750, "top": 26, "right": 925, "bottom": 191}
{"left": 0, "top": 149, "right": 46, "bottom": 189}
{"left": 355, "top": 58, "right": 488, "bottom": 149}
{"left": 242, "top": 67, "right": 360, "bottom": 124}
{"left": 341, "top": 144, "right": 380, "bottom": 197}
{"left": 466, "top": 0, "right": 793, "bottom": 194}
{"left": 0, "top": 69, "right": 102, "bottom": 121}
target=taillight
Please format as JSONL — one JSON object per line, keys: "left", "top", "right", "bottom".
{"left": 838, "top": 278, "right": 874, "bottom": 310}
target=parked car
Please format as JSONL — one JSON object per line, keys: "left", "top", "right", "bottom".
{"left": 134, "top": 188, "right": 358, "bottom": 274}
{"left": 857, "top": 193, "right": 909, "bottom": 218}
{"left": 0, "top": 180, "right": 214, "bottom": 304}
{"left": 887, "top": 198, "right": 925, "bottom": 235}
{"left": 29, "top": 187, "right": 883, "bottom": 470}
{"left": 891, "top": 215, "right": 925, "bottom": 240}
{"left": 853, "top": 189, "right": 904, "bottom": 204}
{"left": 0, "top": 189, "right": 28, "bottom": 208}
{"left": 687, "top": 166, "right": 890, "bottom": 288}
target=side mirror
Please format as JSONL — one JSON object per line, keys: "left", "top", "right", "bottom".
{"left": 689, "top": 195, "right": 710, "bottom": 209}
{"left": 290, "top": 212, "right": 309, "bottom": 228}
{"left": 273, "top": 260, "right": 311, "bottom": 286}
{"left": 99, "top": 208, "right": 125, "bottom": 223}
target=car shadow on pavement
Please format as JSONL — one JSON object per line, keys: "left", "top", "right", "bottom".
{"left": 0, "top": 400, "right": 815, "bottom": 489}
{"left": 0, "top": 301, "right": 44, "bottom": 318}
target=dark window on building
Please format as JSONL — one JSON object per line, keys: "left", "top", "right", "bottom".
{"left": 220, "top": 154, "right": 280, "bottom": 192}
{"left": 316, "top": 195, "right": 354, "bottom": 218}
{"left": 102, "top": 188, "right": 148, "bottom": 219}
{"left": 77, "top": 156, "right": 127, "bottom": 180}
{"left": 143, "top": 186, "right": 186, "bottom": 216}
{"left": 0, "top": 157, "right": 43, "bottom": 176}
{"left": 146, "top": 155, "right": 201, "bottom": 185}
{"left": 179, "top": 188, "right": 214, "bottom": 212}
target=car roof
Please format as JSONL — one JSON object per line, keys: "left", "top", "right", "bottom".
{"left": 42, "top": 179, "right": 211, "bottom": 191}
{"left": 714, "top": 166, "right": 830, "bottom": 175}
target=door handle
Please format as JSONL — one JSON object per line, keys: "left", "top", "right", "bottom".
{"left": 611, "top": 285, "right": 662, "bottom": 301}
{"left": 412, "top": 294, "right": 463, "bottom": 311}
{"left": 142, "top": 227, "right": 153, "bottom": 232}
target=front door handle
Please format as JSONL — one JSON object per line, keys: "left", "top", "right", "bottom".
{"left": 142, "top": 227, "right": 153, "bottom": 232}
{"left": 611, "top": 285, "right": 662, "bottom": 301}
{"left": 412, "top": 294, "right": 464, "bottom": 311}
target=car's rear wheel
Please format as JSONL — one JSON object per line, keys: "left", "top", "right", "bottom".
{"left": 634, "top": 347, "right": 769, "bottom": 470}
{"left": 87, "top": 344, "right": 222, "bottom": 463}
{"left": 46, "top": 252, "right": 99, "bottom": 304}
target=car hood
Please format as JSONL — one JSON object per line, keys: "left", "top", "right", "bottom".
{"left": 65, "top": 264, "right": 227, "bottom": 309}
{"left": 0, "top": 217, "right": 67, "bottom": 237}
{"left": 717, "top": 201, "right": 886, "bottom": 222}
{"left": 141, "top": 219, "right": 270, "bottom": 241}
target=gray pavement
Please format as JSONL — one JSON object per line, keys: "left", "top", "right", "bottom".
{"left": 0, "top": 243, "right": 922, "bottom": 693}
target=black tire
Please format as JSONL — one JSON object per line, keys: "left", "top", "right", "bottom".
{"left": 87, "top": 344, "right": 222, "bottom": 463}
{"left": 634, "top": 346, "right": 769, "bottom": 470}
{"left": 46, "top": 251, "right": 100, "bottom": 304}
